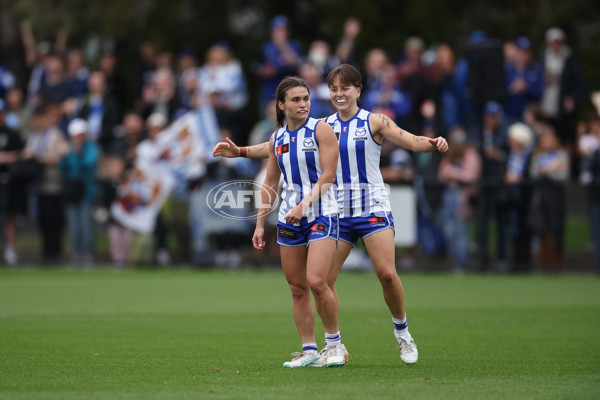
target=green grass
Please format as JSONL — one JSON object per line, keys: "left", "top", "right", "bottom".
{"left": 1, "top": 269, "right": 599, "bottom": 399}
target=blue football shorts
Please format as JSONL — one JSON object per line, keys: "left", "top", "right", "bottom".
{"left": 277, "top": 214, "right": 339, "bottom": 247}
{"left": 338, "top": 212, "right": 395, "bottom": 245}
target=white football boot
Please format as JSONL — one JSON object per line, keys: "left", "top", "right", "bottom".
{"left": 322, "top": 343, "right": 346, "bottom": 367}
{"left": 282, "top": 352, "right": 323, "bottom": 368}
{"left": 397, "top": 334, "right": 418, "bottom": 364}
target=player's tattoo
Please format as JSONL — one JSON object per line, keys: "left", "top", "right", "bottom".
{"left": 379, "top": 113, "right": 391, "bottom": 129}
{"left": 398, "top": 127, "right": 405, "bottom": 136}
{"left": 413, "top": 135, "right": 425, "bottom": 143}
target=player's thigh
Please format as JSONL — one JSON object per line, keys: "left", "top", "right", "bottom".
{"left": 329, "top": 241, "right": 353, "bottom": 284}
{"left": 363, "top": 228, "right": 396, "bottom": 276}
{"left": 306, "top": 238, "right": 337, "bottom": 282}
{"left": 280, "top": 245, "right": 309, "bottom": 289}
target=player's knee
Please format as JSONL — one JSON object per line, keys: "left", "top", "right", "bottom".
{"left": 376, "top": 268, "right": 398, "bottom": 287}
{"left": 288, "top": 282, "right": 309, "bottom": 301}
{"left": 308, "top": 275, "right": 327, "bottom": 297}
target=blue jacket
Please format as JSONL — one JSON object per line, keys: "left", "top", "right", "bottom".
{"left": 59, "top": 141, "right": 99, "bottom": 201}
{"left": 504, "top": 62, "right": 544, "bottom": 122}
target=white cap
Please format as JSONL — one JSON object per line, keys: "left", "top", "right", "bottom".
{"left": 147, "top": 112, "right": 167, "bottom": 128}
{"left": 545, "top": 27, "right": 565, "bottom": 42}
{"left": 68, "top": 118, "right": 88, "bottom": 137}
{"left": 508, "top": 123, "right": 534, "bottom": 147}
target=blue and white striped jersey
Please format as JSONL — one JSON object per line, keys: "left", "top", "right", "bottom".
{"left": 273, "top": 117, "right": 338, "bottom": 223}
{"left": 325, "top": 109, "right": 391, "bottom": 217}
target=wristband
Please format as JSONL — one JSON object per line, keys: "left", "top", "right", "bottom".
{"left": 239, "top": 147, "right": 248, "bottom": 157}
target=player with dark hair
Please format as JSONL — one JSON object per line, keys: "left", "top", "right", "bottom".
{"left": 214, "top": 65, "right": 448, "bottom": 365}
{"left": 253, "top": 76, "right": 344, "bottom": 367}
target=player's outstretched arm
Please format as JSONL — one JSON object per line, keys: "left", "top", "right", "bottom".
{"left": 369, "top": 113, "right": 449, "bottom": 153}
{"left": 212, "top": 138, "right": 270, "bottom": 159}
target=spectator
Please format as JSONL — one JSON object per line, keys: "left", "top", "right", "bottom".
{"left": 140, "top": 67, "right": 182, "bottom": 123}
{"left": 306, "top": 40, "right": 338, "bottom": 79}
{"left": 60, "top": 119, "right": 99, "bottom": 266}
{"left": 65, "top": 48, "right": 90, "bottom": 107}
{"left": 333, "top": 17, "right": 362, "bottom": 69}
{"left": 299, "top": 63, "right": 334, "bottom": 119}
{"left": 396, "top": 36, "right": 433, "bottom": 134}
{"left": 176, "top": 47, "right": 199, "bottom": 109}
{"left": 0, "top": 63, "right": 16, "bottom": 101}
{"left": 137, "top": 113, "right": 170, "bottom": 264}
{"left": 379, "top": 135, "right": 416, "bottom": 268}
{"left": 505, "top": 122, "right": 535, "bottom": 271}
{"left": 363, "top": 48, "right": 388, "bottom": 91}
{"left": 0, "top": 99, "right": 26, "bottom": 265}
{"left": 198, "top": 42, "right": 247, "bottom": 141}
{"left": 438, "top": 127, "right": 482, "bottom": 272}
{"left": 477, "top": 101, "right": 511, "bottom": 271}
{"left": 99, "top": 52, "right": 128, "bottom": 113}
{"left": 523, "top": 102, "right": 552, "bottom": 141}
{"left": 254, "top": 15, "right": 303, "bottom": 116}
{"left": 78, "top": 70, "right": 121, "bottom": 152}
{"left": 106, "top": 112, "right": 145, "bottom": 163}
{"left": 504, "top": 37, "right": 544, "bottom": 123}
{"left": 413, "top": 101, "right": 444, "bottom": 214}
{"left": 38, "top": 52, "right": 75, "bottom": 109}
{"left": 540, "top": 27, "right": 587, "bottom": 150}
{"left": 528, "top": 129, "right": 569, "bottom": 269}
{"left": 431, "top": 44, "right": 461, "bottom": 135}
{"left": 4, "top": 88, "right": 33, "bottom": 141}
{"left": 362, "top": 64, "right": 412, "bottom": 126}
{"left": 579, "top": 112, "right": 600, "bottom": 273}
{"left": 24, "top": 104, "right": 68, "bottom": 263}
{"left": 379, "top": 135, "right": 415, "bottom": 184}
{"left": 135, "top": 41, "right": 157, "bottom": 103}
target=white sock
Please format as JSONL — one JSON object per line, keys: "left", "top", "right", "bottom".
{"left": 392, "top": 316, "right": 409, "bottom": 337}
{"left": 302, "top": 342, "right": 318, "bottom": 355}
{"left": 325, "top": 331, "right": 341, "bottom": 346}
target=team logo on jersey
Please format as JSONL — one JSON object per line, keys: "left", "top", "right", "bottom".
{"left": 354, "top": 127, "right": 368, "bottom": 141}
{"left": 276, "top": 143, "right": 290, "bottom": 156}
{"left": 291, "top": 137, "right": 296, "bottom": 142}
{"left": 302, "top": 137, "right": 317, "bottom": 152}
{"left": 343, "top": 127, "right": 347, "bottom": 133}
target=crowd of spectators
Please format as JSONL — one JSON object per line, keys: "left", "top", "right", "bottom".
{"left": 0, "top": 16, "right": 598, "bottom": 273}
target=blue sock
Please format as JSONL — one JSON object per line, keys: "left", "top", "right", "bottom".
{"left": 325, "top": 331, "right": 341, "bottom": 346}
{"left": 392, "top": 316, "right": 409, "bottom": 336}
{"left": 302, "top": 342, "right": 318, "bottom": 355}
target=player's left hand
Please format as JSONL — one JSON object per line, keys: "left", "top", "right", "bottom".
{"left": 429, "top": 137, "right": 449, "bottom": 153}
{"left": 284, "top": 204, "right": 305, "bottom": 225}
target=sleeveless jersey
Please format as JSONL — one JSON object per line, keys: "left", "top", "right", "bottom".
{"left": 273, "top": 117, "right": 338, "bottom": 223}
{"left": 325, "top": 109, "right": 391, "bottom": 217}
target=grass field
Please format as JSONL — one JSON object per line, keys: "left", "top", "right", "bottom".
{"left": 1, "top": 268, "right": 599, "bottom": 400}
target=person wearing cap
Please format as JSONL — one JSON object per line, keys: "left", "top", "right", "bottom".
{"left": 504, "top": 36, "right": 544, "bottom": 123}
{"left": 478, "top": 101, "right": 511, "bottom": 271}
{"left": 254, "top": 14, "right": 304, "bottom": 116}
{"left": 540, "top": 27, "right": 587, "bottom": 150}
{"left": 59, "top": 118, "right": 99, "bottom": 266}
{"left": 0, "top": 99, "right": 26, "bottom": 265}
{"left": 438, "top": 126, "right": 482, "bottom": 273}
{"left": 505, "top": 122, "right": 535, "bottom": 271}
